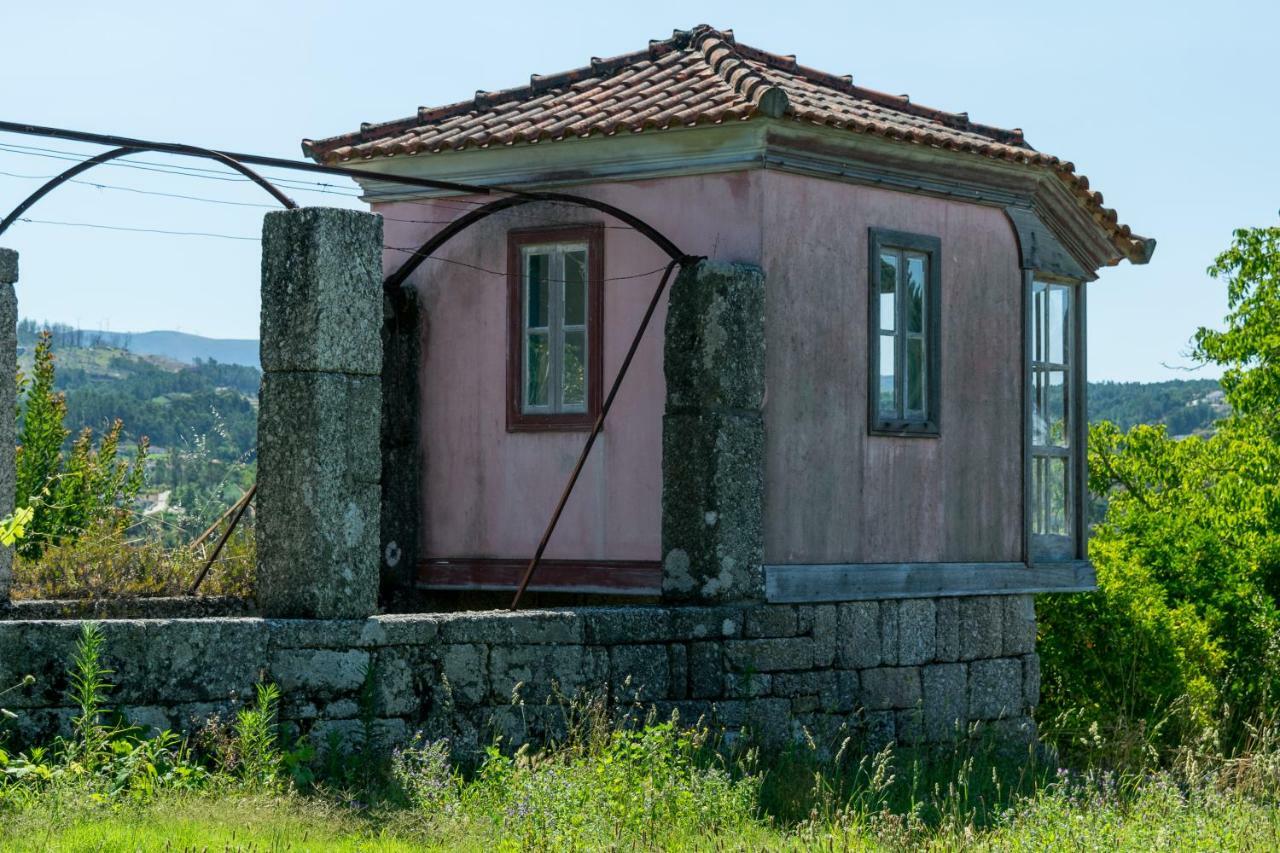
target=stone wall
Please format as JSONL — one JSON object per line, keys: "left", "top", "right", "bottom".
{"left": 0, "top": 596, "right": 1037, "bottom": 756}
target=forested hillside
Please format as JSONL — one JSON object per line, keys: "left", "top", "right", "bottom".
{"left": 17, "top": 332, "right": 259, "bottom": 538}
{"left": 1088, "top": 378, "right": 1226, "bottom": 435}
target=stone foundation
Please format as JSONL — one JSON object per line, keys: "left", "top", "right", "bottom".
{"left": 0, "top": 596, "right": 1037, "bottom": 757}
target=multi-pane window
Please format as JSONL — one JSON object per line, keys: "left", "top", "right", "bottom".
{"left": 868, "top": 229, "right": 941, "bottom": 435}
{"left": 1030, "top": 279, "right": 1078, "bottom": 559}
{"left": 522, "top": 244, "right": 588, "bottom": 413}
{"left": 507, "top": 226, "right": 603, "bottom": 431}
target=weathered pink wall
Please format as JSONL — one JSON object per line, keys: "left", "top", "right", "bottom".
{"left": 379, "top": 167, "right": 1022, "bottom": 566}
{"left": 377, "top": 172, "right": 763, "bottom": 561}
{"left": 761, "top": 171, "right": 1023, "bottom": 564}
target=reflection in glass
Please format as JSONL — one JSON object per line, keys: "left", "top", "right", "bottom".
{"left": 906, "top": 337, "right": 924, "bottom": 414}
{"left": 906, "top": 253, "right": 925, "bottom": 333}
{"left": 879, "top": 334, "right": 896, "bottom": 417}
{"left": 527, "top": 253, "right": 549, "bottom": 328}
{"left": 564, "top": 251, "right": 587, "bottom": 326}
{"left": 562, "top": 330, "right": 586, "bottom": 408}
{"left": 526, "top": 333, "right": 549, "bottom": 407}
{"left": 879, "top": 253, "right": 897, "bottom": 332}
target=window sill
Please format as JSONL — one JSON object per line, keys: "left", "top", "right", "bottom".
{"left": 764, "top": 560, "right": 1096, "bottom": 603}
{"left": 506, "top": 414, "right": 599, "bottom": 433}
{"left": 869, "top": 420, "right": 939, "bottom": 438}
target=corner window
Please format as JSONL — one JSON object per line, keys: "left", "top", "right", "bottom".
{"left": 507, "top": 225, "right": 603, "bottom": 431}
{"left": 1030, "top": 278, "right": 1082, "bottom": 560}
{"left": 868, "top": 229, "right": 941, "bottom": 435}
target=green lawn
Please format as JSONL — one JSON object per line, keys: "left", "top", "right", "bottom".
{"left": 3, "top": 785, "right": 1278, "bottom": 852}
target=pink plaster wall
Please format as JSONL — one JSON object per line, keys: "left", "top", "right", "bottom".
{"left": 379, "top": 167, "right": 1023, "bottom": 567}
{"left": 377, "top": 171, "right": 763, "bottom": 561}
{"left": 761, "top": 171, "right": 1024, "bottom": 564}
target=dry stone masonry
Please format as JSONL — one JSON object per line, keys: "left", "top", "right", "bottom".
{"left": 0, "top": 597, "right": 1038, "bottom": 756}
{"left": 0, "top": 249, "right": 14, "bottom": 603}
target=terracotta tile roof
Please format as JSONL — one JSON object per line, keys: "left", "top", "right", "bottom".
{"left": 303, "top": 25, "right": 1150, "bottom": 263}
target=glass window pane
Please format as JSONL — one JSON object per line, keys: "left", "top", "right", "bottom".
{"left": 525, "top": 332, "right": 549, "bottom": 408}
{"left": 879, "top": 252, "right": 897, "bottom": 332}
{"left": 1034, "top": 455, "right": 1070, "bottom": 537}
{"left": 1048, "top": 285, "right": 1067, "bottom": 365}
{"left": 564, "top": 249, "right": 587, "bottom": 327}
{"left": 562, "top": 329, "right": 586, "bottom": 408}
{"left": 526, "top": 253, "right": 549, "bottom": 328}
{"left": 878, "top": 333, "right": 897, "bottom": 418}
{"left": 905, "top": 253, "right": 926, "bottom": 333}
{"left": 906, "top": 337, "right": 924, "bottom": 415}
{"left": 1047, "top": 370, "right": 1068, "bottom": 447}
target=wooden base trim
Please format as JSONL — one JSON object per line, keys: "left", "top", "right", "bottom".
{"left": 417, "top": 558, "right": 661, "bottom": 596}
{"left": 764, "top": 561, "right": 1096, "bottom": 604}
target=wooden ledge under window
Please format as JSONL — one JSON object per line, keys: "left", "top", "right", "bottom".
{"left": 418, "top": 558, "right": 661, "bottom": 596}
{"left": 764, "top": 561, "right": 1096, "bottom": 603}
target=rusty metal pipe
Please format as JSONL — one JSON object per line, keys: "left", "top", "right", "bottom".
{"left": 510, "top": 257, "right": 691, "bottom": 610}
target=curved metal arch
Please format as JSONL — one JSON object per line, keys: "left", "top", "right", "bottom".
{"left": 383, "top": 190, "right": 687, "bottom": 290}
{"left": 0, "top": 143, "right": 297, "bottom": 239}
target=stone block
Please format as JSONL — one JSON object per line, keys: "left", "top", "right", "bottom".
{"left": 859, "top": 667, "right": 922, "bottom": 711}
{"left": 271, "top": 648, "right": 370, "bottom": 697}
{"left": 934, "top": 598, "right": 960, "bottom": 662}
{"left": 968, "top": 658, "right": 1024, "bottom": 720}
{"left": 368, "top": 614, "right": 440, "bottom": 646}
{"left": 664, "top": 260, "right": 765, "bottom": 412}
{"left": 836, "top": 602, "right": 880, "bottom": 669}
{"left": 724, "top": 637, "right": 813, "bottom": 672}
{"left": 863, "top": 710, "right": 897, "bottom": 751}
{"left": 0, "top": 273, "right": 14, "bottom": 603}
{"left": 373, "top": 649, "right": 421, "bottom": 717}
{"left": 259, "top": 208, "right": 383, "bottom": 376}
{"left": 0, "top": 247, "right": 17, "bottom": 284}
{"left": 438, "top": 644, "right": 487, "bottom": 707}
{"left": 122, "top": 705, "right": 174, "bottom": 737}
{"left": 689, "top": 641, "right": 723, "bottom": 699}
{"left": 257, "top": 370, "right": 380, "bottom": 619}
{"left": 1002, "top": 595, "right": 1037, "bottom": 656}
{"left": 610, "top": 644, "right": 670, "bottom": 701}
{"left": 1023, "top": 654, "right": 1041, "bottom": 708}
{"left": 583, "top": 607, "right": 674, "bottom": 644}
{"left": 895, "top": 708, "right": 924, "bottom": 746}
{"left": 879, "top": 601, "right": 900, "bottom": 666}
{"left": 898, "top": 599, "right": 937, "bottom": 665}
{"left": 668, "top": 607, "right": 743, "bottom": 640}
{"left": 959, "top": 597, "right": 1003, "bottom": 661}
{"left": 668, "top": 644, "right": 689, "bottom": 699}
{"left": 724, "top": 672, "right": 772, "bottom": 698}
{"left": 921, "top": 663, "right": 967, "bottom": 743}
{"left": 439, "top": 611, "right": 582, "bottom": 645}
{"left": 745, "top": 698, "right": 792, "bottom": 746}
{"left": 811, "top": 605, "right": 837, "bottom": 667}
{"left": 745, "top": 606, "right": 798, "bottom": 638}
{"left": 661, "top": 412, "right": 764, "bottom": 602}
{"left": 488, "top": 645, "right": 608, "bottom": 704}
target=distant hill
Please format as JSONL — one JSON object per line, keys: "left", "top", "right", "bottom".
{"left": 1088, "top": 378, "right": 1227, "bottom": 437}
{"left": 89, "top": 330, "right": 259, "bottom": 369}
{"left": 16, "top": 320, "right": 258, "bottom": 368}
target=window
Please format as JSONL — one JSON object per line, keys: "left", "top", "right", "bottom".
{"left": 868, "top": 229, "right": 941, "bottom": 435}
{"left": 507, "top": 225, "right": 603, "bottom": 431}
{"left": 1030, "top": 279, "right": 1081, "bottom": 560}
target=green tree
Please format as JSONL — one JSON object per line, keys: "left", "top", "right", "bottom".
{"left": 1040, "top": 223, "right": 1280, "bottom": 753}
{"left": 13, "top": 332, "right": 148, "bottom": 558}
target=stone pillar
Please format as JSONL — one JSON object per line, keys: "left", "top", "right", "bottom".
{"left": 661, "top": 260, "right": 766, "bottom": 602}
{"left": 0, "top": 249, "right": 15, "bottom": 604}
{"left": 257, "top": 208, "right": 383, "bottom": 619}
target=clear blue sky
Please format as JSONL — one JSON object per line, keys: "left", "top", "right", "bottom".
{"left": 1, "top": 1, "right": 1276, "bottom": 381}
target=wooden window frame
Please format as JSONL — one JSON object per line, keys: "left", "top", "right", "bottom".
{"left": 867, "top": 228, "right": 942, "bottom": 437}
{"left": 507, "top": 224, "right": 604, "bottom": 432}
{"left": 1026, "top": 274, "right": 1087, "bottom": 562}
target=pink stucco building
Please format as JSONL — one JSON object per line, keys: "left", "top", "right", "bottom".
{"left": 304, "top": 25, "right": 1151, "bottom": 605}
